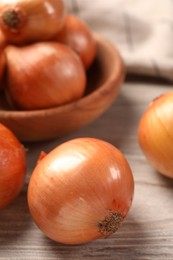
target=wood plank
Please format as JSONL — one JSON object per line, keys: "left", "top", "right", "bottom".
{"left": 0, "top": 79, "right": 173, "bottom": 259}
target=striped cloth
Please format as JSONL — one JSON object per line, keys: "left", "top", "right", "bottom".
{"left": 64, "top": 0, "right": 173, "bottom": 81}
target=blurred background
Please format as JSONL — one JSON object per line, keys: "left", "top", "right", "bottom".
{"left": 65, "top": 0, "right": 173, "bottom": 81}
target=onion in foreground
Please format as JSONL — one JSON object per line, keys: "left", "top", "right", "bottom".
{"left": 138, "top": 91, "right": 173, "bottom": 179}
{"left": 0, "top": 123, "right": 26, "bottom": 208}
{"left": 28, "top": 137, "right": 134, "bottom": 245}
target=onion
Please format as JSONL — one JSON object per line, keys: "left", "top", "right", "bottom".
{"left": 138, "top": 91, "right": 173, "bottom": 179}
{"left": 5, "top": 41, "right": 87, "bottom": 110}
{"left": 0, "top": 123, "right": 26, "bottom": 208}
{"left": 0, "top": 0, "right": 66, "bottom": 44}
{"left": 28, "top": 137, "right": 134, "bottom": 245}
{"left": 54, "top": 15, "right": 96, "bottom": 69}
{"left": 0, "top": 29, "right": 6, "bottom": 49}
{"left": 0, "top": 50, "right": 6, "bottom": 91}
{"left": 0, "top": 29, "right": 6, "bottom": 90}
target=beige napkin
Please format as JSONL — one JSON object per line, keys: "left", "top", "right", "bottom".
{"left": 65, "top": 0, "right": 173, "bottom": 81}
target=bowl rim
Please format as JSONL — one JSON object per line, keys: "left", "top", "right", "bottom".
{"left": 0, "top": 33, "right": 124, "bottom": 118}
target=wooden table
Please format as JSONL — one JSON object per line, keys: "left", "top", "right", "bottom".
{"left": 1, "top": 77, "right": 173, "bottom": 259}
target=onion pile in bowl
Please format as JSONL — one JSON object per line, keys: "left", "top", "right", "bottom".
{"left": 0, "top": 0, "right": 97, "bottom": 110}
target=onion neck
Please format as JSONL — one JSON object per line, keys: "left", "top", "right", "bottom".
{"left": 97, "top": 211, "right": 124, "bottom": 237}
{"left": 2, "top": 8, "right": 26, "bottom": 31}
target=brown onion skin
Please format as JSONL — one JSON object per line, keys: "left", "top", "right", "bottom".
{"left": 138, "top": 91, "right": 173, "bottom": 179}
{"left": 0, "top": 49, "right": 5, "bottom": 77}
{"left": 0, "top": 51, "right": 6, "bottom": 91}
{"left": 0, "top": 29, "right": 6, "bottom": 48}
{"left": 5, "top": 42, "right": 87, "bottom": 110}
{"left": 28, "top": 138, "right": 134, "bottom": 245}
{"left": 54, "top": 15, "right": 96, "bottom": 69}
{"left": 0, "top": 123, "right": 26, "bottom": 208}
{"left": 0, "top": 0, "right": 67, "bottom": 44}
{"left": 0, "top": 29, "right": 7, "bottom": 91}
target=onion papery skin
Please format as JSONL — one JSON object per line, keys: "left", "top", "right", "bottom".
{"left": 0, "top": 29, "right": 7, "bottom": 49}
{"left": 0, "top": 0, "right": 66, "bottom": 44}
{"left": 138, "top": 91, "right": 173, "bottom": 179}
{"left": 28, "top": 138, "right": 134, "bottom": 245}
{"left": 0, "top": 50, "right": 6, "bottom": 90}
{"left": 5, "top": 42, "right": 87, "bottom": 110}
{"left": 0, "top": 123, "right": 26, "bottom": 208}
{"left": 0, "top": 29, "right": 7, "bottom": 90}
{"left": 54, "top": 15, "right": 96, "bottom": 69}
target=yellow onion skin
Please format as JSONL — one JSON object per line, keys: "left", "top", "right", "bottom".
{"left": 138, "top": 91, "right": 173, "bottom": 179}
{"left": 28, "top": 138, "right": 134, "bottom": 245}
{"left": 5, "top": 42, "right": 87, "bottom": 110}
{"left": 0, "top": 123, "right": 26, "bottom": 209}
{"left": 0, "top": 0, "right": 66, "bottom": 44}
{"left": 54, "top": 15, "right": 96, "bottom": 69}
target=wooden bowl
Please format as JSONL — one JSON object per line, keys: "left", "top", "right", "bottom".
{"left": 0, "top": 34, "right": 125, "bottom": 142}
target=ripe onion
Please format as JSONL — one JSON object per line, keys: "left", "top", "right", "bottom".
{"left": 0, "top": 29, "right": 6, "bottom": 49}
{"left": 54, "top": 15, "right": 96, "bottom": 69}
{"left": 5, "top": 41, "right": 87, "bottom": 110}
{"left": 0, "top": 123, "right": 26, "bottom": 208}
{"left": 0, "top": 29, "right": 6, "bottom": 90}
{"left": 0, "top": 50, "right": 6, "bottom": 90}
{"left": 138, "top": 91, "right": 173, "bottom": 179}
{"left": 28, "top": 138, "right": 134, "bottom": 245}
{"left": 0, "top": 0, "right": 66, "bottom": 44}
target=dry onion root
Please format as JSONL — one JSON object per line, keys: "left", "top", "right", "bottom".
{"left": 0, "top": 0, "right": 67, "bottom": 44}
{"left": 138, "top": 91, "right": 173, "bottom": 179}
{"left": 28, "top": 137, "right": 134, "bottom": 245}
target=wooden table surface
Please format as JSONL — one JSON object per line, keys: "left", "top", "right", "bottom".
{"left": 0, "top": 77, "right": 173, "bottom": 260}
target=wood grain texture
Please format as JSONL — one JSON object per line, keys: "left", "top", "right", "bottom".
{"left": 0, "top": 79, "right": 173, "bottom": 259}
